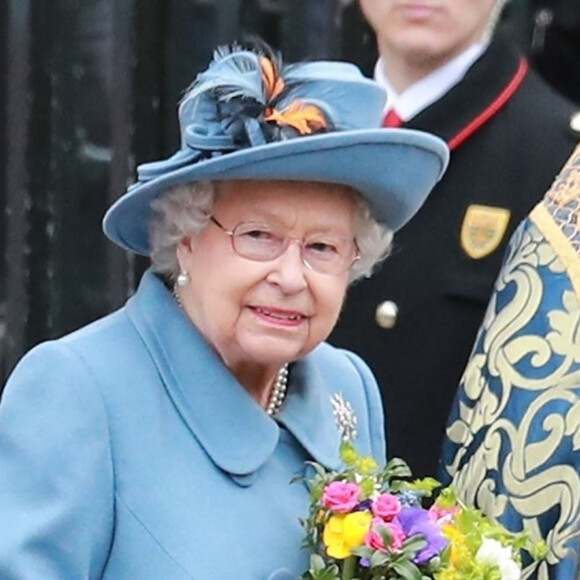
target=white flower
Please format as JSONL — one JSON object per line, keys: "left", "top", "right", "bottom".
{"left": 476, "top": 538, "right": 521, "bottom": 580}
{"left": 499, "top": 559, "right": 522, "bottom": 580}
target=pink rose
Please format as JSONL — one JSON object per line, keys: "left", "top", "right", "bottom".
{"left": 322, "top": 481, "right": 361, "bottom": 513}
{"left": 427, "top": 504, "right": 459, "bottom": 525}
{"left": 372, "top": 493, "right": 402, "bottom": 521}
{"left": 365, "top": 518, "right": 406, "bottom": 552}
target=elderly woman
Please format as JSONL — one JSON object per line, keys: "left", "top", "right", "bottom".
{"left": 0, "top": 44, "right": 447, "bottom": 579}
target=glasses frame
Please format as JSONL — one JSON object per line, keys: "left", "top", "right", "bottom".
{"left": 209, "top": 216, "right": 360, "bottom": 275}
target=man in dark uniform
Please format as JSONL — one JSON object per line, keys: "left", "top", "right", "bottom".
{"left": 331, "top": 0, "right": 579, "bottom": 477}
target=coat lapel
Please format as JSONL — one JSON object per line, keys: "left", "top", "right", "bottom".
{"left": 277, "top": 353, "right": 343, "bottom": 471}
{"left": 126, "top": 270, "right": 278, "bottom": 476}
{"left": 126, "top": 270, "right": 343, "bottom": 476}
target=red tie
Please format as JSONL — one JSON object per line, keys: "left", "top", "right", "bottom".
{"left": 383, "top": 109, "right": 403, "bottom": 128}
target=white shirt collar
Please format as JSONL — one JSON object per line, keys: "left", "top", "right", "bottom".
{"left": 374, "top": 43, "right": 487, "bottom": 121}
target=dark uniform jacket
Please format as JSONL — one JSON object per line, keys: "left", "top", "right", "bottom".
{"left": 330, "top": 33, "right": 579, "bottom": 477}
{"left": 522, "top": 0, "right": 580, "bottom": 104}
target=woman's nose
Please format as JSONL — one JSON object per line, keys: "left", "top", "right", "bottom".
{"left": 266, "top": 240, "right": 309, "bottom": 293}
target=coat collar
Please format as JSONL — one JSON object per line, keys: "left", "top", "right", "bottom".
{"left": 126, "top": 270, "right": 342, "bottom": 477}
{"left": 405, "top": 33, "right": 528, "bottom": 149}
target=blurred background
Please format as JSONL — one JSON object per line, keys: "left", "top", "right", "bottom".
{"left": 1, "top": 0, "right": 577, "bottom": 386}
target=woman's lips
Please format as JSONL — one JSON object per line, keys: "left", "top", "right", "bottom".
{"left": 251, "top": 306, "right": 307, "bottom": 327}
{"left": 398, "top": 2, "right": 438, "bottom": 20}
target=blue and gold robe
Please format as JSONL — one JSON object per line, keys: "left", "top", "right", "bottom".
{"left": 440, "top": 145, "right": 580, "bottom": 580}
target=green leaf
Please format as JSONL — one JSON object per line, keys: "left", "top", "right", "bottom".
{"left": 435, "top": 486, "right": 457, "bottom": 509}
{"left": 377, "top": 525, "right": 394, "bottom": 547}
{"left": 369, "top": 550, "right": 391, "bottom": 568}
{"left": 400, "top": 535, "right": 427, "bottom": 555}
{"left": 384, "top": 457, "right": 413, "bottom": 479}
{"left": 352, "top": 546, "right": 374, "bottom": 559}
{"left": 310, "top": 554, "right": 327, "bottom": 573}
{"left": 306, "top": 461, "right": 333, "bottom": 479}
{"left": 309, "top": 567, "right": 339, "bottom": 580}
{"left": 319, "top": 566, "right": 341, "bottom": 580}
{"left": 392, "top": 559, "right": 423, "bottom": 580}
{"left": 408, "top": 477, "right": 441, "bottom": 495}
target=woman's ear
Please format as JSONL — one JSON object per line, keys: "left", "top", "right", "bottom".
{"left": 176, "top": 236, "right": 194, "bottom": 267}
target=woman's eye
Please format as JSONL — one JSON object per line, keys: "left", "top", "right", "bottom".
{"left": 243, "top": 229, "right": 275, "bottom": 241}
{"left": 307, "top": 241, "right": 338, "bottom": 254}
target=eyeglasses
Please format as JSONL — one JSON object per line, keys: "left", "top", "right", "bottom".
{"left": 210, "top": 216, "right": 360, "bottom": 276}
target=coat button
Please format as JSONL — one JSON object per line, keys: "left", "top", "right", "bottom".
{"left": 375, "top": 300, "right": 398, "bottom": 329}
{"left": 570, "top": 111, "right": 580, "bottom": 133}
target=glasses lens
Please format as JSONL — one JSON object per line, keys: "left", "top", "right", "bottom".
{"left": 232, "top": 222, "right": 284, "bottom": 261}
{"left": 302, "top": 236, "right": 358, "bottom": 274}
{"left": 229, "top": 221, "right": 358, "bottom": 275}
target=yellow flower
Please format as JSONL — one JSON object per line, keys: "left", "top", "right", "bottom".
{"left": 323, "top": 515, "right": 351, "bottom": 559}
{"left": 357, "top": 457, "right": 379, "bottom": 475}
{"left": 436, "top": 567, "right": 462, "bottom": 580}
{"left": 323, "top": 512, "right": 373, "bottom": 559}
{"left": 340, "top": 443, "right": 359, "bottom": 465}
{"left": 442, "top": 524, "right": 470, "bottom": 568}
{"left": 343, "top": 511, "right": 373, "bottom": 546}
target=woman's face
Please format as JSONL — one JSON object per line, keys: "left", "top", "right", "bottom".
{"left": 177, "top": 179, "right": 356, "bottom": 373}
{"left": 360, "top": 0, "right": 499, "bottom": 69}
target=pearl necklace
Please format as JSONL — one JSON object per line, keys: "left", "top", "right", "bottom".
{"left": 266, "top": 363, "right": 289, "bottom": 417}
{"left": 174, "top": 284, "right": 289, "bottom": 417}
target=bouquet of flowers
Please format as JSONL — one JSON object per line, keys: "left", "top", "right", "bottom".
{"left": 298, "top": 441, "right": 545, "bottom": 580}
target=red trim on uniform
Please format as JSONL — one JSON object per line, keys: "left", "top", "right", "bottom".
{"left": 448, "top": 58, "right": 529, "bottom": 151}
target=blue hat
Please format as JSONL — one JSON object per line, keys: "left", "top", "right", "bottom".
{"left": 103, "top": 45, "right": 449, "bottom": 255}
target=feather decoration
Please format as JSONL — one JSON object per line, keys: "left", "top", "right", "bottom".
{"left": 264, "top": 101, "right": 328, "bottom": 135}
{"left": 179, "top": 41, "right": 334, "bottom": 147}
{"left": 183, "top": 44, "right": 267, "bottom": 107}
{"left": 275, "top": 81, "right": 353, "bottom": 131}
{"left": 260, "top": 56, "right": 285, "bottom": 101}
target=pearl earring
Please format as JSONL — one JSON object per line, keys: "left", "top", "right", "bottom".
{"left": 176, "top": 270, "right": 190, "bottom": 287}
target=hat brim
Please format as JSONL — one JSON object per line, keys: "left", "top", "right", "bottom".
{"left": 103, "top": 128, "right": 449, "bottom": 254}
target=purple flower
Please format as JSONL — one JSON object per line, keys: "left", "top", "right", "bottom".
{"left": 355, "top": 499, "right": 373, "bottom": 512}
{"left": 397, "top": 507, "right": 448, "bottom": 564}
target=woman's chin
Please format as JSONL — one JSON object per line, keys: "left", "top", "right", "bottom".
{"left": 239, "top": 337, "right": 308, "bottom": 367}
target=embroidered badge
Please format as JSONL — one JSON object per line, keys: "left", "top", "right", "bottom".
{"left": 330, "top": 393, "right": 358, "bottom": 442}
{"left": 460, "top": 204, "right": 511, "bottom": 259}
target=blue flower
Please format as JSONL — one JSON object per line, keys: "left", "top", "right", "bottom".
{"left": 397, "top": 490, "right": 422, "bottom": 507}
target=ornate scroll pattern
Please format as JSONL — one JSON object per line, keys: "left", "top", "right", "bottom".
{"left": 440, "top": 213, "right": 580, "bottom": 579}
{"left": 544, "top": 145, "right": 580, "bottom": 255}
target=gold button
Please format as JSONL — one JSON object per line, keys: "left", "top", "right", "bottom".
{"left": 570, "top": 111, "right": 580, "bottom": 133}
{"left": 375, "top": 300, "right": 398, "bottom": 329}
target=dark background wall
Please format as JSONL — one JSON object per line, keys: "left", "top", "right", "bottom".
{"left": 0, "top": 0, "right": 359, "bottom": 385}
{"left": 0, "top": 0, "right": 576, "bottom": 386}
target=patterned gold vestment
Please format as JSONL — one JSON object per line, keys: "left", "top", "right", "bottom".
{"left": 440, "top": 145, "right": 580, "bottom": 580}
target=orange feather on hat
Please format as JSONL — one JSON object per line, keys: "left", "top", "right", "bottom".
{"left": 264, "top": 101, "right": 328, "bottom": 135}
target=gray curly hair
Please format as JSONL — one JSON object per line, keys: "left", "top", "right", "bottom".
{"left": 149, "top": 180, "right": 393, "bottom": 284}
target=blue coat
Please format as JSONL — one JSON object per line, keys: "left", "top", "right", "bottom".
{"left": 0, "top": 270, "right": 385, "bottom": 580}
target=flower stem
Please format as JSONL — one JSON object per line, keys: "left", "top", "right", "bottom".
{"left": 342, "top": 556, "right": 356, "bottom": 580}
